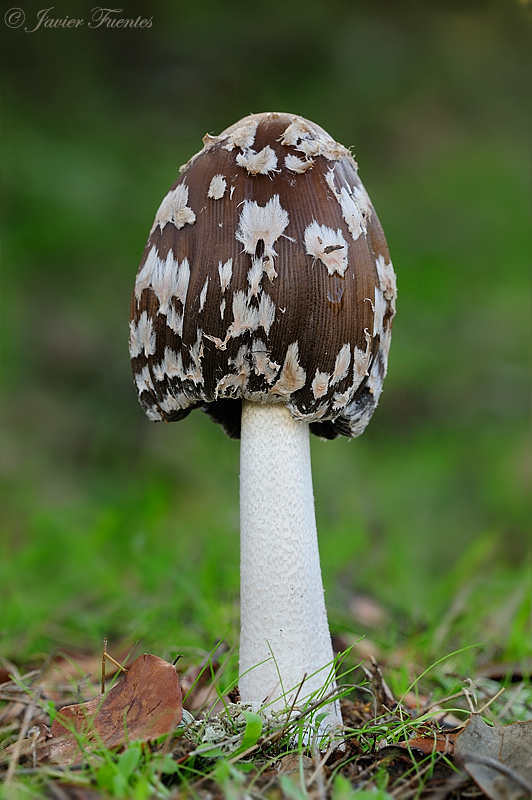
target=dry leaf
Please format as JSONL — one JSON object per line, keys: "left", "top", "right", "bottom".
{"left": 36, "top": 653, "right": 181, "bottom": 764}
{"left": 395, "top": 730, "right": 459, "bottom": 755}
{"left": 277, "top": 753, "right": 313, "bottom": 774}
{"left": 454, "top": 713, "right": 532, "bottom": 800}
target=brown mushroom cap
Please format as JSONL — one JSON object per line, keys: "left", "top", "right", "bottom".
{"left": 130, "top": 112, "right": 396, "bottom": 439}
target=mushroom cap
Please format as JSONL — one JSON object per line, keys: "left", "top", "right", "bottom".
{"left": 130, "top": 112, "right": 396, "bottom": 439}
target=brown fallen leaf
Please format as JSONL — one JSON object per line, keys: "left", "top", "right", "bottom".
{"left": 277, "top": 753, "right": 313, "bottom": 774}
{"left": 52, "top": 653, "right": 182, "bottom": 740}
{"left": 14, "top": 654, "right": 182, "bottom": 765}
{"left": 395, "top": 730, "right": 460, "bottom": 755}
{"left": 454, "top": 713, "right": 532, "bottom": 800}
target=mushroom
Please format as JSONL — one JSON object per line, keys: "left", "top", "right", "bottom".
{"left": 129, "top": 112, "right": 397, "bottom": 733}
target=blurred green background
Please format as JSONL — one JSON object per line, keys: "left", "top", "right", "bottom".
{"left": 1, "top": 0, "right": 530, "bottom": 684}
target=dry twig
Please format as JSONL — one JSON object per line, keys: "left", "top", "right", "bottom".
{"left": 5, "top": 688, "right": 41, "bottom": 783}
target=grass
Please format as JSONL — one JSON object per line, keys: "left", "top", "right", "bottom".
{"left": 1, "top": 641, "right": 530, "bottom": 798}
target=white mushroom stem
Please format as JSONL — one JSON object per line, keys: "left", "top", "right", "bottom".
{"left": 239, "top": 399, "right": 342, "bottom": 732}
